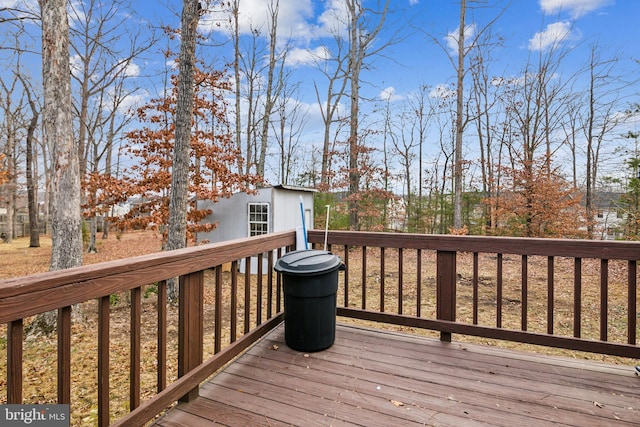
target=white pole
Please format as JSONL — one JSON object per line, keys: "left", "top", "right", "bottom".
{"left": 299, "top": 196, "right": 308, "bottom": 249}
{"left": 324, "top": 205, "right": 330, "bottom": 251}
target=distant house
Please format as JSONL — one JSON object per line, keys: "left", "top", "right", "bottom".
{"left": 197, "top": 185, "right": 315, "bottom": 244}
{"left": 590, "top": 191, "right": 626, "bottom": 240}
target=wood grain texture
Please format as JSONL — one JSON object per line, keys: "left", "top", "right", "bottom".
{"left": 154, "top": 323, "right": 640, "bottom": 427}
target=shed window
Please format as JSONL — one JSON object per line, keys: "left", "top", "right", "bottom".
{"left": 248, "top": 203, "right": 269, "bottom": 236}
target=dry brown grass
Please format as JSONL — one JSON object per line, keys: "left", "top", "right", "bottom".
{"left": 0, "top": 232, "right": 638, "bottom": 426}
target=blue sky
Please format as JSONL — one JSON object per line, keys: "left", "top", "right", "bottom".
{"left": 184, "top": 0, "right": 640, "bottom": 105}
{"left": 2, "top": 0, "right": 639, "bottom": 185}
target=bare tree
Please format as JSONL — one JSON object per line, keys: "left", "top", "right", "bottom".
{"left": 271, "top": 80, "right": 307, "bottom": 185}
{"left": 0, "top": 73, "right": 20, "bottom": 243}
{"left": 345, "top": 0, "right": 390, "bottom": 230}
{"left": 313, "top": 36, "right": 349, "bottom": 189}
{"left": 580, "top": 44, "right": 633, "bottom": 237}
{"left": 17, "top": 73, "right": 40, "bottom": 247}
{"left": 166, "top": 0, "right": 200, "bottom": 302}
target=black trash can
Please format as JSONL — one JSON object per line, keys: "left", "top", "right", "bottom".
{"left": 274, "top": 250, "right": 344, "bottom": 352}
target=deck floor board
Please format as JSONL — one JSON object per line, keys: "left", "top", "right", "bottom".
{"left": 152, "top": 323, "right": 640, "bottom": 426}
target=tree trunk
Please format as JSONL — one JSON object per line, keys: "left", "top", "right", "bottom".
{"left": 25, "top": 100, "right": 40, "bottom": 247}
{"left": 166, "top": 0, "right": 199, "bottom": 303}
{"left": 453, "top": 0, "right": 466, "bottom": 230}
{"left": 40, "top": 0, "right": 83, "bottom": 271}
{"left": 32, "top": 0, "right": 82, "bottom": 334}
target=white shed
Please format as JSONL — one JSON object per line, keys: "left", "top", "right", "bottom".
{"left": 197, "top": 185, "right": 315, "bottom": 244}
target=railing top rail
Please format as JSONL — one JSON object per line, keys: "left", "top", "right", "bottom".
{"left": 309, "top": 230, "right": 640, "bottom": 260}
{"left": 0, "top": 230, "right": 295, "bottom": 324}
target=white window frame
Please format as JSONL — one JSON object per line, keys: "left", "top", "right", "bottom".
{"left": 248, "top": 202, "right": 270, "bottom": 237}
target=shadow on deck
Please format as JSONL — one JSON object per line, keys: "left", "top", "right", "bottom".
{"left": 152, "top": 323, "right": 640, "bottom": 427}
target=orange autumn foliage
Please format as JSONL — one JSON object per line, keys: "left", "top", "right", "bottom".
{"left": 485, "top": 158, "right": 587, "bottom": 238}
{"left": 84, "top": 62, "right": 260, "bottom": 243}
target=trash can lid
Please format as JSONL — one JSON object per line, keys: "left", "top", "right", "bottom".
{"left": 274, "top": 250, "right": 342, "bottom": 275}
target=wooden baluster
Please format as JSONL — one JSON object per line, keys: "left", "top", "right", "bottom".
{"left": 157, "top": 280, "right": 167, "bottom": 393}
{"left": 215, "top": 266, "right": 222, "bottom": 354}
{"left": 58, "top": 307, "right": 71, "bottom": 405}
{"left": 521, "top": 255, "right": 528, "bottom": 331}
{"left": 574, "top": 259, "right": 582, "bottom": 338}
{"left": 276, "top": 248, "right": 282, "bottom": 313}
{"left": 178, "top": 271, "right": 204, "bottom": 402}
{"left": 361, "top": 246, "right": 367, "bottom": 310}
{"left": 230, "top": 260, "right": 238, "bottom": 343}
{"left": 130, "top": 287, "right": 141, "bottom": 410}
{"left": 380, "top": 247, "right": 385, "bottom": 312}
{"left": 98, "top": 295, "right": 110, "bottom": 427}
{"left": 436, "top": 250, "right": 456, "bottom": 342}
{"left": 244, "top": 256, "right": 251, "bottom": 334}
{"left": 7, "top": 319, "right": 23, "bottom": 404}
{"left": 398, "top": 248, "right": 403, "bottom": 315}
{"left": 547, "top": 256, "right": 554, "bottom": 335}
{"left": 344, "top": 245, "right": 350, "bottom": 307}
{"left": 496, "top": 254, "right": 503, "bottom": 329}
{"left": 256, "top": 255, "right": 263, "bottom": 327}
{"left": 416, "top": 249, "right": 422, "bottom": 318}
{"left": 473, "top": 253, "right": 479, "bottom": 325}
{"left": 600, "top": 259, "right": 608, "bottom": 342}
{"left": 628, "top": 260, "right": 637, "bottom": 345}
{"left": 267, "top": 251, "right": 274, "bottom": 319}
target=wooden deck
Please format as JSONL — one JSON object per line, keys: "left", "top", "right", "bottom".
{"left": 152, "top": 323, "right": 640, "bottom": 427}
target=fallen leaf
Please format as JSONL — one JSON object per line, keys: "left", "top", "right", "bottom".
{"left": 271, "top": 344, "right": 279, "bottom": 350}
{"left": 593, "top": 401, "right": 604, "bottom": 408}
{"left": 390, "top": 400, "right": 404, "bottom": 407}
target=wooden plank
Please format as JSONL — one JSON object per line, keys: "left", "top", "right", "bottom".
{"left": 153, "top": 324, "right": 640, "bottom": 427}
{"left": 308, "top": 229, "right": 640, "bottom": 260}
{"left": 0, "top": 231, "right": 295, "bottom": 324}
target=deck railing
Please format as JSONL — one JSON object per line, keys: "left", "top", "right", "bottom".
{"left": 1, "top": 231, "right": 296, "bottom": 426}
{"left": 308, "top": 230, "right": 638, "bottom": 359}
{"left": 1, "top": 230, "right": 639, "bottom": 426}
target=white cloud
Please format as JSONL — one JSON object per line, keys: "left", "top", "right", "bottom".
{"left": 200, "top": 0, "right": 315, "bottom": 41}
{"left": 444, "top": 24, "right": 476, "bottom": 55}
{"left": 528, "top": 21, "right": 574, "bottom": 51}
{"left": 429, "top": 84, "right": 455, "bottom": 100}
{"left": 314, "top": 0, "right": 350, "bottom": 38}
{"left": 285, "top": 46, "right": 330, "bottom": 67}
{"left": 114, "top": 91, "right": 148, "bottom": 115}
{"left": 539, "top": 0, "right": 613, "bottom": 19}
{"left": 379, "top": 86, "right": 403, "bottom": 102}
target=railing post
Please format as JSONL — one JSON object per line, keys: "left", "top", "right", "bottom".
{"left": 7, "top": 319, "right": 23, "bottom": 404}
{"left": 437, "top": 250, "right": 456, "bottom": 342}
{"left": 178, "top": 271, "right": 204, "bottom": 402}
